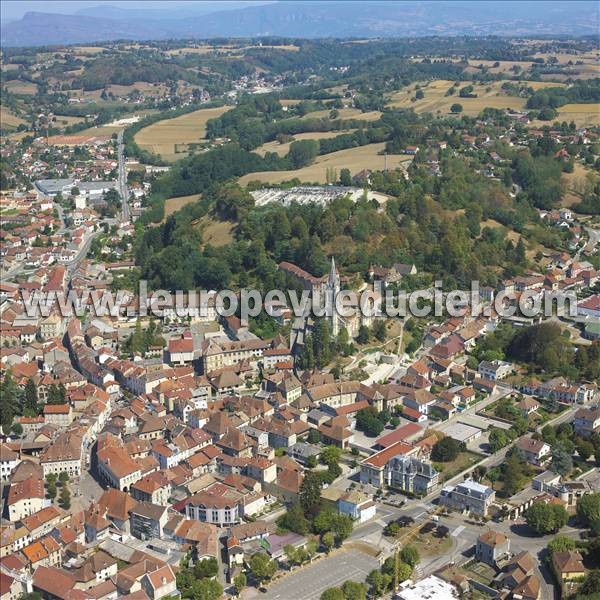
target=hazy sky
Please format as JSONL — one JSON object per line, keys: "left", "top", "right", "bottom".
{"left": 1, "top": 1, "right": 267, "bottom": 21}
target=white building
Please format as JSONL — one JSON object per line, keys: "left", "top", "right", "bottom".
{"left": 478, "top": 360, "right": 513, "bottom": 381}
{"left": 395, "top": 576, "right": 459, "bottom": 600}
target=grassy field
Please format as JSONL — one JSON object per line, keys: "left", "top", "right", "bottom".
{"left": 134, "top": 105, "right": 231, "bottom": 161}
{"left": 166, "top": 44, "right": 299, "bottom": 56}
{"left": 386, "top": 79, "right": 527, "bottom": 116}
{"left": 433, "top": 450, "right": 483, "bottom": 483}
{"left": 255, "top": 129, "right": 358, "bottom": 156}
{"left": 410, "top": 529, "right": 453, "bottom": 558}
{"left": 163, "top": 193, "right": 201, "bottom": 219}
{"left": 53, "top": 115, "right": 86, "bottom": 127}
{"left": 3, "top": 81, "right": 38, "bottom": 95}
{"left": 71, "top": 45, "right": 108, "bottom": 55}
{"left": 561, "top": 163, "right": 598, "bottom": 208}
{"left": 527, "top": 81, "right": 568, "bottom": 90}
{"left": 239, "top": 142, "right": 411, "bottom": 185}
{"left": 465, "top": 59, "right": 534, "bottom": 75}
{"left": 77, "top": 123, "right": 125, "bottom": 136}
{"left": 299, "top": 108, "right": 382, "bottom": 121}
{"left": 551, "top": 104, "right": 600, "bottom": 127}
{"left": 528, "top": 103, "right": 600, "bottom": 128}
{"left": 195, "top": 215, "right": 236, "bottom": 247}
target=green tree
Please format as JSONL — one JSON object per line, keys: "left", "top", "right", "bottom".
{"left": 548, "top": 536, "right": 576, "bottom": 555}
{"left": 321, "top": 446, "right": 342, "bottom": 466}
{"left": 339, "top": 169, "right": 352, "bottom": 187}
{"left": 356, "top": 325, "right": 370, "bottom": 345}
{"left": 356, "top": 407, "right": 384, "bottom": 437}
{"left": 525, "top": 502, "right": 568, "bottom": 534}
{"left": 488, "top": 428, "right": 512, "bottom": 452}
{"left": 47, "top": 383, "right": 66, "bottom": 405}
{"left": 580, "top": 570, "right": 600, "bottom": 595}
{"left": 400, "top": 546, "right": 420, "bottom": 568}
{"left": 342, "top": 581, "right": 367, "bottom": 600}
{"left": 366, "top": 570, "right": 386, "bottom": 598}
{"left": 193, "top": 557, "right": 218, "bottom": 579}
{"left": 192, "top": 578, "right": 222, "bottom": 600}
{"left": 372, "top": 320, "right": 386, "bottom": 342}
{"left": 541, "top": 425, "right": 557, "bottom": 445}
{"left": 288, "top": 139, "right": 319, "bottom": 169}
{"left": 300, "top": 471, "right": 322, "bottom": 517}
{"left": 249, "top": 552, "right": 277, "bottom": 584}
{"left": 577, "top": 439, "right": 594, "bottom": 462}
{"left": 450, "top": 103, "right": 463, "bottom": 113}
{"left": 59, "top": 486, "right": 71, "bottom": 509}
{"left": 284, "top": 544, "right": 300, "bottom": 567}
{"left": 577, "top": 493, "right": 600, "bottom": 532}
{"left": 431, "top": 437, "right": 461, "bottom": 462}
{"left": 58, "top": 472, "right": 70, "bottom": 484}
{"left": 233, "top": 573, "right": 247, "bottom": 596}
{"left": 397, "top": 562, "right": 412, "bottom": 583}
{"left": 0, "top": 373, "right": 18, "bottom": 433}
{"left": 277, "top": 504, "right": 310, "bottom": 535}
{"left": 502, "top": 449, "right": 528, "bottom": 497}
{"left": 47, "top": 481, "right": 57, "bottom": 501}
{"left": 24, "top": 378, "right": 38, "bottom": 413}
{"left": 551, "top": 443, "right": 573, "bottom": 476}
{"left": 322, "top": 531, "right": 335, "bottom": 553}
{"left": 320, "top": 588, "right": 344, "bottom": 600}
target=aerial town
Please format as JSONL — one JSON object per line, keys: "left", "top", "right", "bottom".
{"left": 0, "top": 2, "right": 599, "bottom": 600}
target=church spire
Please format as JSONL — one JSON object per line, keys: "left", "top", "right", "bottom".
{"left": 327, "top": 256, "right": 341, "bottom": 337}
{"left": 329, "top": 256, "right": 339, "bottom": 287}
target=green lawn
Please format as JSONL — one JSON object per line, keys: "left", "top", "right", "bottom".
{"left": 433, "top": 451, "right": 484, "bottom": 482}
{"left": 410, "top": 530, "right": 453, "bottom": 558}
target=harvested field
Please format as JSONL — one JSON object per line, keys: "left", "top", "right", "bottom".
{"left": 255, "top": 129, "right": 358, "bottom": 156}
{"left": 239, "top": 142, "right": 411, "bottom": 185}
{"left": 0, "top": 107, "right": 26, "bottom": 128}
{"left": 300, "top": 108, "right": 382, "bottom": 121}
{"left": 3, "top": 81, "right": 38, "bottom": 95}
{"left": 134, "top": 105, "right": 231, "bottom": 161}
{"left": 163, "top": 194, "right": 201, "bottom": 219}
{"left": 386, "top": 79, "right": 527, "bottom": 116}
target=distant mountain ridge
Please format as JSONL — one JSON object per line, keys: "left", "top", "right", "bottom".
{"left": 1, "top": 1, "right": 598, "bottom": 47}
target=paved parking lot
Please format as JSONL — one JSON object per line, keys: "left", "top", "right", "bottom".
{"left": 260, "top": 549, "right": 380, "bottom": 600}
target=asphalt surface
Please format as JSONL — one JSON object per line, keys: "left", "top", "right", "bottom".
{"left": 259, "top": 549, "right": 380, "bottom": 600}
{"left": 117, "top": 129, "right": 130, "bottom": 222}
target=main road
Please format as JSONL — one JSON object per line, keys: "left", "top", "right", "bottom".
{"left": 116, "top": 129, "right": 130, "bottom": 222}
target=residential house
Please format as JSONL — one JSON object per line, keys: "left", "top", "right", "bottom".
{"left": 478, "top": 360, "right": 513, "bottom": 381}
{"left": 440, "top": 480, "right": 495, "bottom": 516}
{"left": 515, "top": 437, "right": 551, "bottom": 466}
{"left": 476, "top": 530, "right": 510, "bottom": 567}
